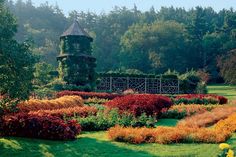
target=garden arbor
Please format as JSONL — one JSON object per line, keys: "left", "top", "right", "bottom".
{"left": 57, "top": 21, "right": 96, "bottom": 89}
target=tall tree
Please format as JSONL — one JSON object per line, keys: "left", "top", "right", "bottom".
{"left": 0, "top": 0, "right": 36, "bottom": 115}
{"left": 120, "top": 21, "right": 189, "bottom": 73}
{"left": 187, "top": 7, "right": 209, "bottom": 68}
{"left": 217, "top": 49, "right": 236, "bottom": 84}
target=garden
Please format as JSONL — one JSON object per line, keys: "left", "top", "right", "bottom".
{"left": 0, "top": 85, "right": 236, "bottom": 157}
{"left": 1, "top": 0, "right": 236, "bottom": 157}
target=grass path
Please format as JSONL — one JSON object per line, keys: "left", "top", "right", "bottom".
{"left": 207, "top": 84, "right": 236, "bottom": 100}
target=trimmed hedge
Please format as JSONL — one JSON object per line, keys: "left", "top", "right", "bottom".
{"left": 56, "top": 91, "right": 121, "bottom": 100}
{"left": 0, "top": 113, "right": 81, "bottom": 140}
{"left": 18, "top": 96, "right": 84, "bottom": 112}
{"left": 104, "top": 94, "right": 173, "bottom": 116}
{"left": 29, "top": 106, "right": 98, "bottom": 118}
{"left": 98, "top": 72, "right": 178, "bottom": 79}
{"left": 174, "top": 94, "right": 228, "bottom": 105}
{"left": 177, "top": 106, "right": 236, "bottom": 128}
{"left": 160, "top": 104, "right": 217, "bottom": 119}
{"left": 107, "top": 125, "right": 230, "bottom": 144}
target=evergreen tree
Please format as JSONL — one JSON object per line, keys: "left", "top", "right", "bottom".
{"left": 0, "top": 0, "right": 36, "bottom": 115}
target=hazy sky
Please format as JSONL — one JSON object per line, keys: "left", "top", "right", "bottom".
{"left": 16, "top": 0, "right": 236, "bottom": 14}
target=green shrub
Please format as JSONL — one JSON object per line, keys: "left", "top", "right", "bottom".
{"left": 160, "top": 109, "right": 187, "bottom": 119}
{"left": 33, "top": 87, "right": 55, "bottom": 99}
{"left": 179, "top": 70, "right": 201, "bottom": 94}
{"left": 196, "top": 82, "right": 208, "bottom": 94}
{"left": 77, "top": 109, "right": 156, "bottom": 131}
{"left": 173, "top": 98, "right": 218, "bottom": 105}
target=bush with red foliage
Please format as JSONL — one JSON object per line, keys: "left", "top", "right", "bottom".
{"left": 29, "top": 106, "right": 97, "bottom": 118}
{"left": 104, "top": 94, "right": 173, "bottom": 116}
{"left": 174, "top": 94, "right": 228, "bottom": 104}
{"left": 56, "top": 91, "right": 122, "bottom": 100}
{"left": 0, "top": 113, "right": 81, "bottom": 140}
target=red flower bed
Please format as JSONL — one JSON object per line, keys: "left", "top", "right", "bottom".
{"left": 104, "top": 94, "right": 173, "bottom": 116}
{"left": 56, "top": 91, "right": 122, "bottom": 100}
{"left": 29, "top": 106, "right": 97, "bottom": 118}
{"left": 174, "top": 94, "right": 228, "bottom": 104}
{"left": 0, "top": 113, "right": 81, "bottom": 140}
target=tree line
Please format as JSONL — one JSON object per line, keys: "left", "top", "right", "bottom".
{"left": 4, "top": 0, "right": 236, "bottom": 83}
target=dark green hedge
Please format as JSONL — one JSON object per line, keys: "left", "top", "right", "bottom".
{"left": 98, "top": 72, "right": 178, "bottom": 79}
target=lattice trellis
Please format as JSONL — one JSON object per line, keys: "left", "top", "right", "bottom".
{"left": 161, "top": 79, "right": 179, "bottom": 94}
{"left": 128, "top": 77, "right": 146, "bottom": 93}
{"left": 96, "top": 77, "right": 111, "bottom": 91}
{"left": 146, "top": 78, "right": 161, "bottom": 94}
{"left": 96, "top": 77, "right": 179, "bottom": 94}
{"left": 111, "top": 77, "right": 128, "bottom": 92}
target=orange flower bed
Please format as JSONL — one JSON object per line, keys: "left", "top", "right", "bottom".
{"left": 108, "top": 125, "right": 230, "bottom": 144}
{"left": 18, "top": 96, "right": 83, "bottom": 112}
{"left": 29, "top": 106, "right": 97, "bottom": 118}
{"left": 108, "top": 106, "right": 236, "bottom": 144}
{"left": 177, "top": 106, "right": 236, "bottom": 128}
{"left": 215, "top": 112, "right": 236, "bottom": 133}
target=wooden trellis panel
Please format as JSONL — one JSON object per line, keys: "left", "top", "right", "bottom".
{"left": 96, "top": 77, "right": 179, "bottom": 94}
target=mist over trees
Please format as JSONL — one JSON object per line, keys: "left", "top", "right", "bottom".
{"left": 4, "top": 0, "right": 236, "bottom": 82}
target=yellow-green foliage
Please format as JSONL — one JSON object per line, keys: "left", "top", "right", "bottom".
{"left": 18, "top": 96, "right": 83, "bottom": 112}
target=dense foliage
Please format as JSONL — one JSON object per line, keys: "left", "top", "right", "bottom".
{"left": 77, "top": 109, "right": 156, "bottom": 131}
{"left": 160, "top": 104, "right": 217, "bottom": 119}
{"left": 174, "top": 94, "right": 228, "bottom": 105}
{"left": 0, "top": 0, "right": 36, "bottom": 116}
{"left": 4, "top": 1, "right": 236, "bottom": 83}
{"left": 0, "top": 113, "right": 81, "bottom": 140}
{"left": 177, "top": 106, "right": 236, "bottom": 128}
{"left": 29, "top": 106, "right": 97, "bottom": 118}
{"left": 107, "top": 124, "right": 230, "bottom": 144}
{"left": 104, "top": 94, "right": 173, "bottom": 116}
{"left": 18, "top": 96, "right": 83, "bottom": 112}
{"left": 56, "top": 91, "right": 122, "bottom": 99}
{"left": 217, "top": 49, "right": 236, "bottom": 84}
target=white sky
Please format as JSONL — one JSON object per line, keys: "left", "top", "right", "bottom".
{"left": 14, "top": 0, "right": 236, "bottom": 14}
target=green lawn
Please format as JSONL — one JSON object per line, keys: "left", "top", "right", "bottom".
{"left": 1, "top": 85, "right": 236, "bottom": 157}
{"left": 2, "top": 120, "right": 235, "bottom": 157}
{"left": 2, "top": 131, "right": 234, "bottom": 157}
{"left": 156, "top": 119, "right": 179, "bottom": 127}
{"left": 207, "top": 84, "right": 236, "bottom": 100}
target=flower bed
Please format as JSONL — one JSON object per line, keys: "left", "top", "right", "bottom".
{"left": 29, "top": 106, "right": 97, "bottom": 118}
{"left": 108, "top": 125, "right": 230, "bottom": 144}
{"left": 77, "top": 109, "right": 156, "bottom": 131}
{"left": 18, "top": 96, "right": 83, "bottom": 112}
{"left": 104, "top": 94, "right": 173, "bottom": 116}
{"left": 108, "top": 107, "right": 236, "bottom": 144}
{"left": 0, "top": 113, "right": 81, "bottom": 140}
{"left": 56, "top": 91, "right": 121, "bottom": 100}
{"left": 84, "top": 98, "right": 109, "bottom": 104}
{"left": 215, "top": 112, "right": 236, "bottom": 133}
{"left": 173, "top": 94, "right": 228, "bottom": 105}
{"left": 161, "top": 104, "right": 218, "bottom": 119}
{"left": 177, "top": 106, "right": 236, "bottom": 128}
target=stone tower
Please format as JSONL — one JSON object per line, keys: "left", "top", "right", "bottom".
{"left": 57, "top": 21, "right": 96, "bottom": 89}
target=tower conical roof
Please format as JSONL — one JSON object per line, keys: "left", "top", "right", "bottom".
{"left": 60, "top": 21, "right": 92, "bottom": 40}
